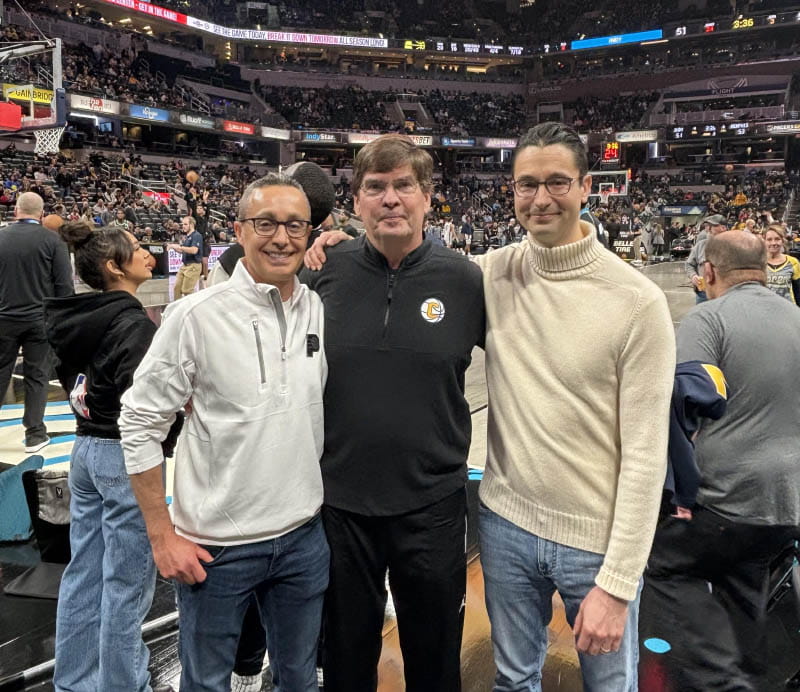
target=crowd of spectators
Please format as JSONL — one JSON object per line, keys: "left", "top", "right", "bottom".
{"left": 425, "top": 91, "right": 527, "bottom": 137}
{"left": 0, "top": 22, "right": 210, "bottom": 116}
{"left": 568, "top": 92, "right": 659, "bottom": 132}
{"left": 0, "top": 141, "right": 796, "bottom": 267}
{"left": 257, "top": 85, "right": 400, "bottom": 132}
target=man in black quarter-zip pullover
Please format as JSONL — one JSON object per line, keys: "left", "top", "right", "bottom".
{"left": 301, "top": 134, "right": 485, "bottom": 692}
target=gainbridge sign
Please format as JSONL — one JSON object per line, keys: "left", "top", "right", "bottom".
{"left": 3, "top": 84, "right": 54, "bottom": 105}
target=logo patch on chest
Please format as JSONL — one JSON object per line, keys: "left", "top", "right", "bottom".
{"left": 420, "top": 298, "right": 446, "bottom": 324}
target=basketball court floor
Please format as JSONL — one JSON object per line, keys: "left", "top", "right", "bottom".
{"left": 1, "top": 262, "right": 798, "bottom": 691}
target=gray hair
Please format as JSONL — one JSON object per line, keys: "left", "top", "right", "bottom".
{"left": 238, "top": 173, "right": 303, "bottom": 220}
{"left": 16, "top": 191, "right": 44, "bottom": 219}
{"left": 513, "top": 122, "right": 589, "bottom": 178}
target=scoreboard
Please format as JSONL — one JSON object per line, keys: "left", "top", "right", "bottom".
{"left": 667, "top": 122, "right": 753, "bottom": 140}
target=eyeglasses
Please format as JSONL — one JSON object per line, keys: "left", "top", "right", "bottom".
{"left": 510, "top": 177, "right": 577, "bottom": 198}
{"left": 360, "top": 179, "right": 420, "bottom": 198}
{"left": 239, "top": 217, "right": 312, "bottom": 238}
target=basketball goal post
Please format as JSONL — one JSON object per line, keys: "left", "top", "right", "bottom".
{"left": 0, "top": 37, "right": 66, "bottom": 154}
{"left": 588, "top": 169, "right": 629, "bottom": 209}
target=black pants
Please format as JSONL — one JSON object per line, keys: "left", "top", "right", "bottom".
{"left": 0, "top": 319, "right": 50, "bottom": 443}
{"left": 642, "top": 505, "right": 798, "bottom": 692}
{"left": 322, "top": 489, "right": 467, "bottom": 692}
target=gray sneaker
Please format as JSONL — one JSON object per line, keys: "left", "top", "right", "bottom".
{"left": 24, "top": 436, "right": 50, "bottom": 454}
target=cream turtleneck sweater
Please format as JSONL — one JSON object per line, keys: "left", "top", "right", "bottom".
{"left": 476, "top": 224, "right": 676, "bottom": 601}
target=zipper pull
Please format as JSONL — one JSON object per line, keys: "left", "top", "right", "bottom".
{"left": 281, "top": 346, "right": 287, "bottom": 361}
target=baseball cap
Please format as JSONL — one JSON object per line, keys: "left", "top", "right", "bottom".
{"left": 703, "top": 214, "right": 727, "bottom": 227}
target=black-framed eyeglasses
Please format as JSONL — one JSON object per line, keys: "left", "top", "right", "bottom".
{"left": 239, "top": 218, "right": 312, "bottom": 238}
{"left": 510, "top": 177, "right": 577, "bottom": 198}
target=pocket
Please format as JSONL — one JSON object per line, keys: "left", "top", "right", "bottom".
{"left": 201, "top": 545, "right": 228, "bottom": 566}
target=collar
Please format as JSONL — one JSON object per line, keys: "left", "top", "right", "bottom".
{"left": 230, "top": 258, "right": 302, "bottom": 307}
{"left": 16, "top": 218, "right": 41, "bottom": 224}
{"left": 362, "top": 235, "right": 433, "bottom": 270}
{"left": 526, "top": 221, "right": 606, "bottom": 280}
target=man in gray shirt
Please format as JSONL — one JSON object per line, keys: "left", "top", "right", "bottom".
{"left": 646, "top": 231, "right": 800, "bottom": 691}
{"left": 685, "top": 214, "right": 727, "bottom": 303}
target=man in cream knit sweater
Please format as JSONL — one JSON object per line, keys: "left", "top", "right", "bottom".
{"left": 476, "top": 123, "right": 675, "bottom": 691}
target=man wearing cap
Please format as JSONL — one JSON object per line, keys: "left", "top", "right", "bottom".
{"left": 645, "top": 231, "right": 800, "bottom": 691}
{"left": 685, "top": 214, "right": 727, "bottom": 303}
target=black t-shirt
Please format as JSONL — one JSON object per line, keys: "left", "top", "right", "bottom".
{"left": 301, "top": 237, "right": 485, "bottom": 515}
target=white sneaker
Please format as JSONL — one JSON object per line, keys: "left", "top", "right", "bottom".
{"left": 230, "top": 672, "right": 262, "bottom": 692}
{"left": 25, "top": 436, "right": 50, "bottom": 454}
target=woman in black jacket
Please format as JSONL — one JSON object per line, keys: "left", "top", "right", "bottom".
{"left": 44, "top": 222, "right": 164, "bottom": 692}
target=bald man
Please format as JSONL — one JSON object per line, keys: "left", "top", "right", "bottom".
{"left": 644, "top": 231, "right": 800, "bottom": 691}
{"left": 0, "top": 192, "right": 73, "bottom": 452}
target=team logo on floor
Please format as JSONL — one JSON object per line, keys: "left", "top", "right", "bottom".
{"left": 420, "top": 298, "right": 445, "bottom": 323}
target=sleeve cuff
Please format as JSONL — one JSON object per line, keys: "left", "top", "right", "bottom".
{"left": 595, "top": 565, "right": 642, "bottom": 602}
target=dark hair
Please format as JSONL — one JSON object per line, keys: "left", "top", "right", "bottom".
{"left": 513, "top": 122, "right": 589, "bottom": 178}
{"left": 237, "top": 172, "right": 302, "bottom": 219}
{"left": 352, "top": 134, "right": 433, "bottom": 195}
{"left": 59, "top": 222, "right": 134, "bottom": 291}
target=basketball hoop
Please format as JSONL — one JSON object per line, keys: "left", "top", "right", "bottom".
{"left": 599, "top": 191, "right": 611, "bottom": 207}
{"left": 33, "top": 125, "right": 66, "bottom": 155}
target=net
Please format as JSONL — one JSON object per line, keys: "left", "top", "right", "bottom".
{"left": 33, "top": 125, "right": 65, "bottom": 155}
{"left": 599, "top": 191, "right": 611, "bottom": 207}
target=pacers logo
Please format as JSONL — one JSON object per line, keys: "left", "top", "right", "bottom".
{"left": 420, "top": 298, "right": 445, "bottom": 324}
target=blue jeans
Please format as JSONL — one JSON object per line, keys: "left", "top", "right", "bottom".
{"left": 479, "top": 505, "right": 640, "bottom": 692}
{"left": 695, "top": 290, "right": 708, "bottom": 303}
{"left": 54, "top": 436, "right": 157, "bottom": 692}
{"left": 176, "top": 513, "right": 329, "bottom": 692}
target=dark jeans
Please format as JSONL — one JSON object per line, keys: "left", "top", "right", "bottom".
{"left": 642, "top": 505, "right": 798, "bottom": 692}
{"left": 175, "top": 514, "right": 329, "bottom": 692}
{"left": 322, "top": 489, "right": 467, "bottom": 692}
{"left": 0, "top": 319, "right": 50, "bottom": 442}
{"left": 234, "top": 594, "right": 267, "bottom": 676}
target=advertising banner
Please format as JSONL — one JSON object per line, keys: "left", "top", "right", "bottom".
{"left": 441, "top": 137, "right": 476, "bottom": 147}
{"left": 261, "top": 126, "right": 291, "bottom": 140}
{"left": 177, "top": 112, "right": 215, "bottom": 129}
{"left": 302, "top": 132, "right": 339, "bottom": 142}
{"left": 482, "top": 137, "right": 518, "bottom": 149}
{"left": 223, "top": 120, "right": 256, "bottom": 135}
{"left": 615, "top": 129, "right": 659, "bottom": 143}
{"left": 3, "top": 84, "right": 54, "bottom": 104}
{"left": 70, "top": 93, "right": 121, "bottom": 115}
{"left": 143, "top": 191, "right": 171, "bottom": 204}
{"left": 129, "top": 104, "right": 170, "bottom": 122}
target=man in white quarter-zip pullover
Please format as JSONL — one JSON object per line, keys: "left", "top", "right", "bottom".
{"left": 119, "top": 173, "right": 329, "bottom": 692}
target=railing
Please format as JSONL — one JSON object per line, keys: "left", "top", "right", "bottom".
{"left": 782, "top": 188, "right": 796, "bottom": 225}
{"left": 650, "top": 105, "right": 785, "bottom": 125}
{"left": 209, "top": 208, "right": 227, "bottom": 226}
{"left": 119, "top": 174, "right": 183, "bottom": 210}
